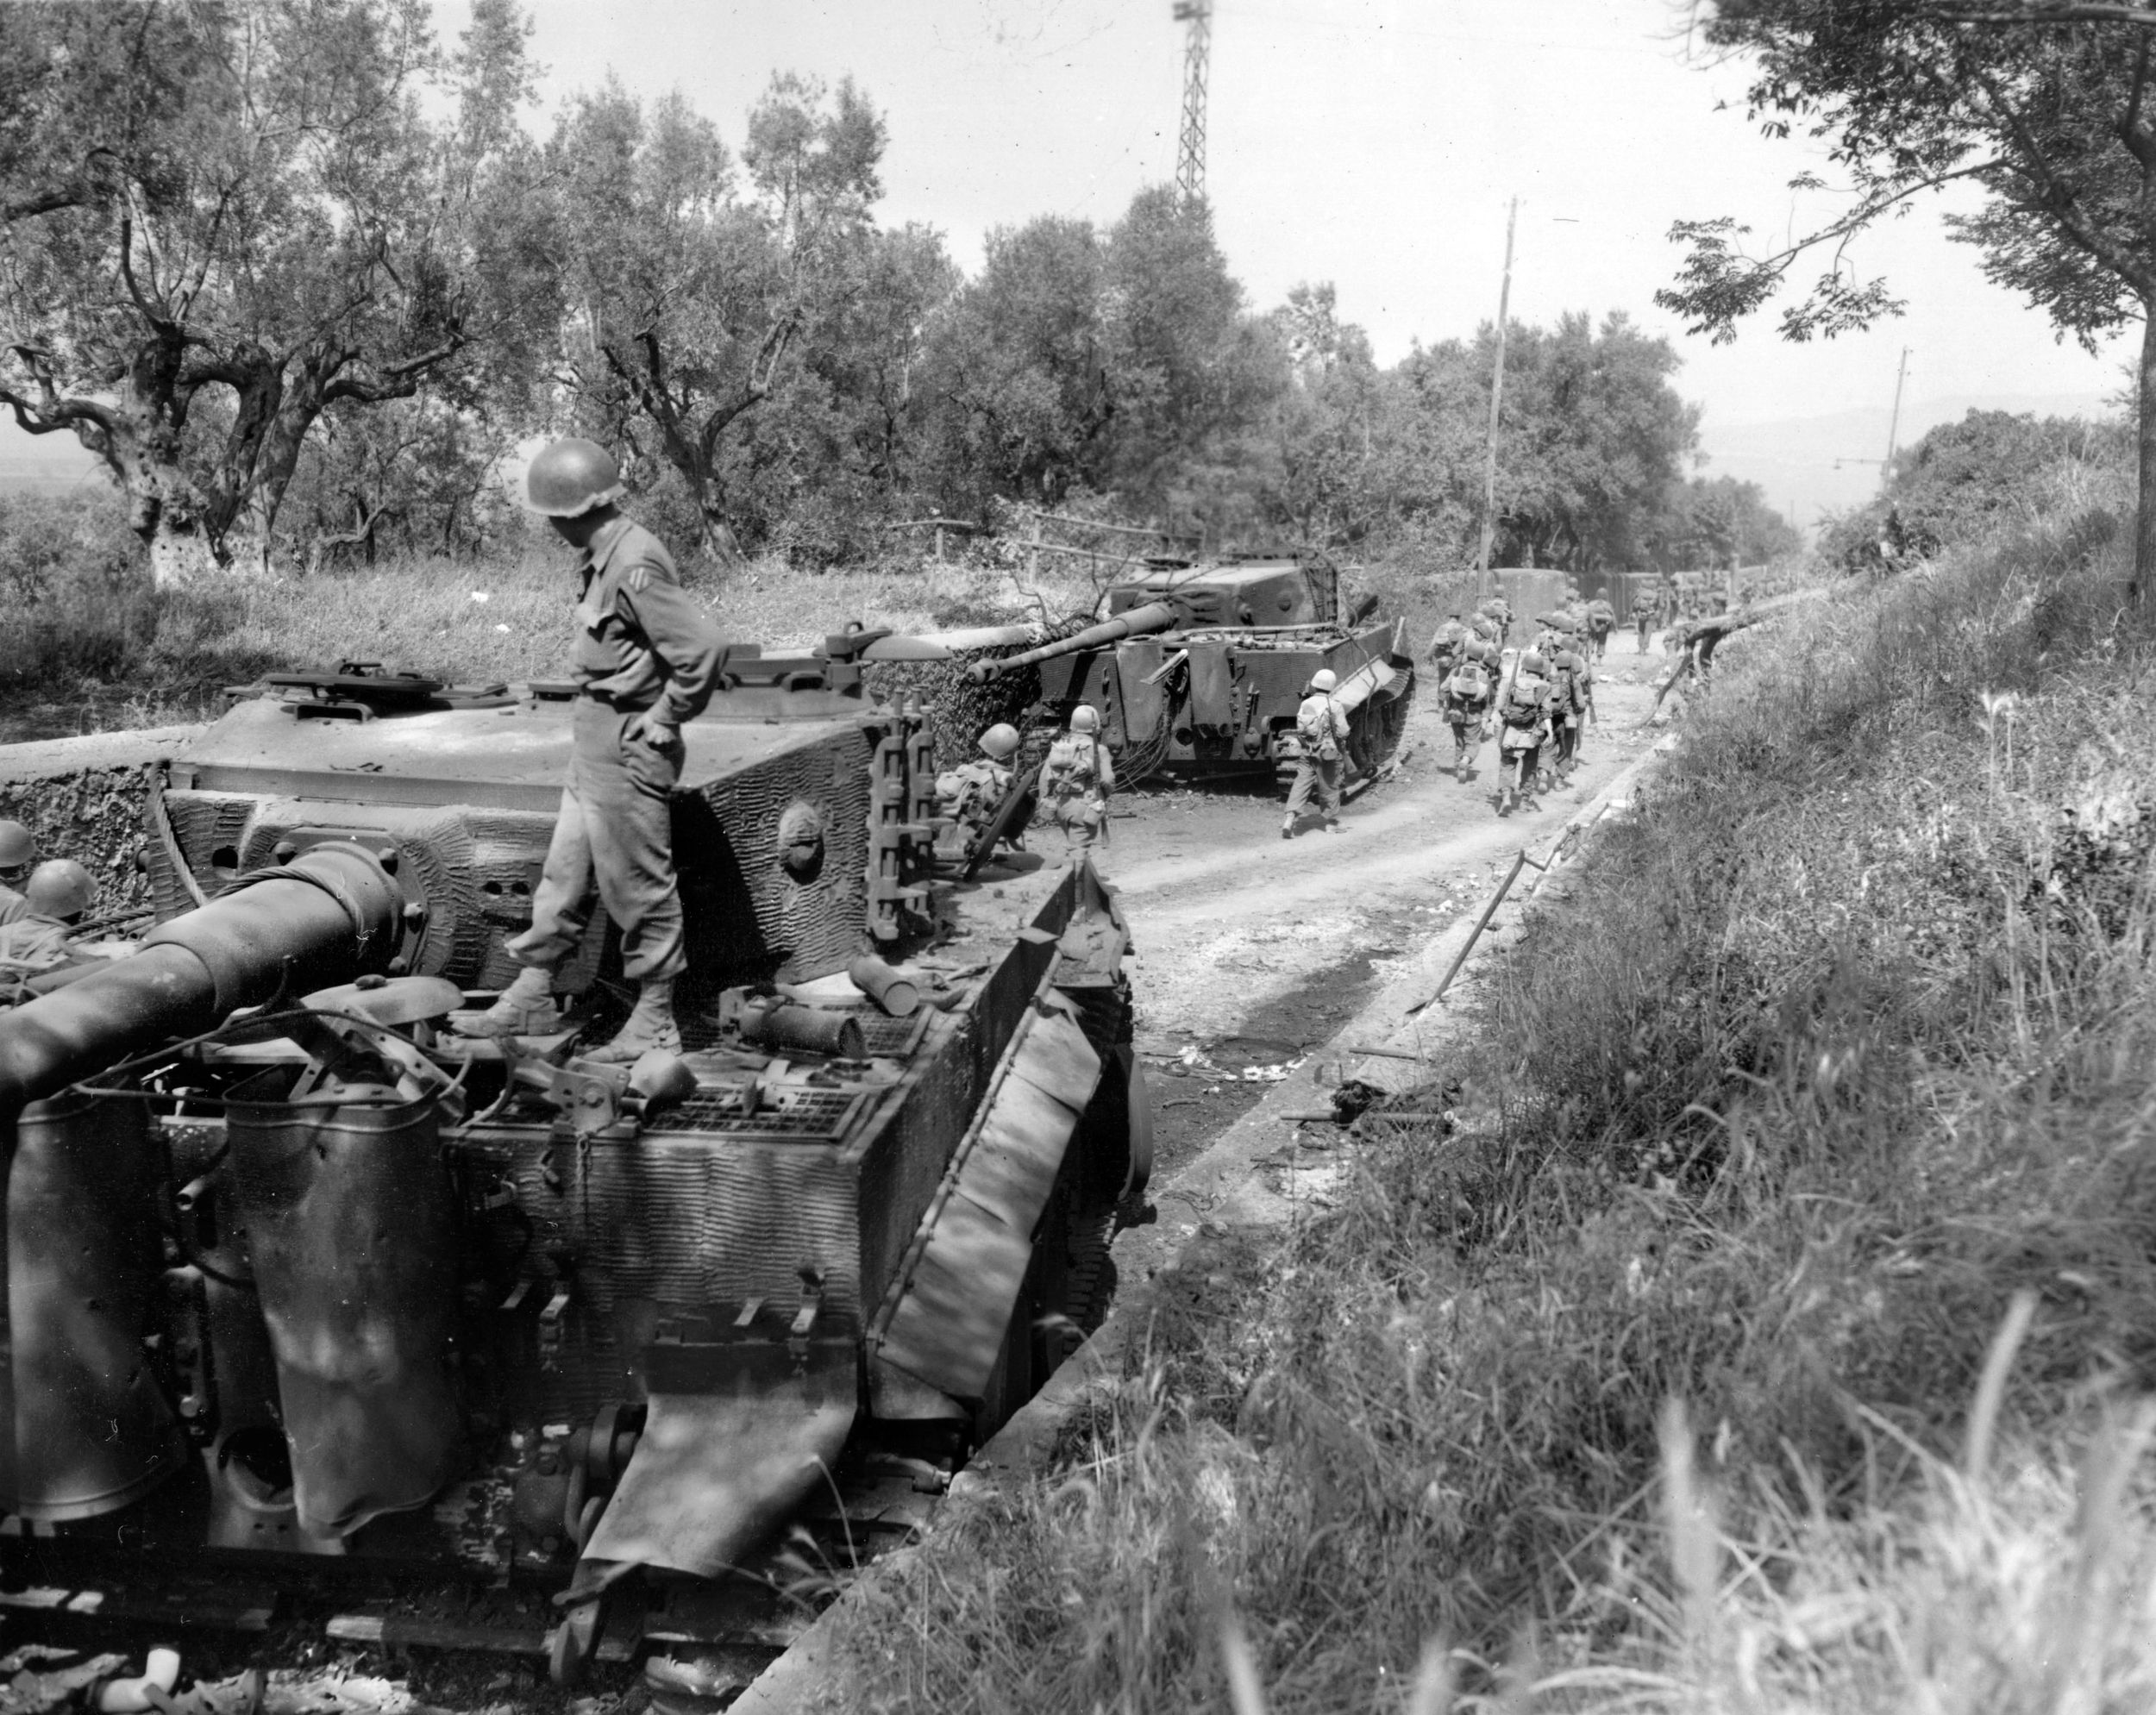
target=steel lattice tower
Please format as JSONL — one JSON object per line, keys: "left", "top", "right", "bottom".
{"left": 1173, "top": 1, "right": 1212, "bottom": 203}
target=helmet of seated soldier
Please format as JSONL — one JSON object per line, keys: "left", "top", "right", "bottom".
{"left": 24, "top": 857, "right": 94, "bottom": 923}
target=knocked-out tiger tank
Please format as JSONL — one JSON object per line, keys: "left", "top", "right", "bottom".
{"left": 960, "top": 554, "right": 1415, "bottom": 784}
{"left": 0, "top": 638, "right": 1146, "bottom": 1696}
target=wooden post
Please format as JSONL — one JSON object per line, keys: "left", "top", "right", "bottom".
{"left": 1476, "top": 197, "right": 1518, "bottom": 605}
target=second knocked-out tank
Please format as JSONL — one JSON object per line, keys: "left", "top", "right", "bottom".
{"left": 966, "top": 553, "right": 1416, "bottom": 786}
{"left": 0, "top": 640, "right": 1148, "bottom": 1695}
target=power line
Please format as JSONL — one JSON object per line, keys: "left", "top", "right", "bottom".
{"left": 1174, "top": 0, "right": 1212, "bottom": 203}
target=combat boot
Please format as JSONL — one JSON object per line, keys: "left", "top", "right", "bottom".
{"left": 454, "top": 965, "right": 562, "bottom": 1038}
{"left": 586, "top": 977, "right": 683, "bottom": 1063}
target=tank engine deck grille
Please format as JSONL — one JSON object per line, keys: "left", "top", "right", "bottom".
{"left": 665, "top": 1086, "right": 866, "bottom": 1142}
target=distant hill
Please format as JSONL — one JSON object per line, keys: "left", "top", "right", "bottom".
{"left": 1699, "top": 391, "right": 2120, "bottom": 540}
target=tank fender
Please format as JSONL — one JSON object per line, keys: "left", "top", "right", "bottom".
{"left": 869, "top": 993, "right": 1103, "bottom": 1403}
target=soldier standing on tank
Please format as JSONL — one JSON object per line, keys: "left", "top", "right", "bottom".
{"left": 458, "top": 439, "right": 730, "bottom": 1061}
{"left": 0, "top": 859, "right": 94, "bottom": 969}
{"left": 1039, "top": 704, "right": 1115, "bottom": 861}
{"left": 1282, "top": 667, "right": 1351, "bottom": 839}
{"left": 936, "top": 723, "right": 1020, "bottom": 845}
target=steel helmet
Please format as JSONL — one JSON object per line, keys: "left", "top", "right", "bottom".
{"left": 1069, "top": 704, "right": 1100, "bottom": 734}
{"left": 24, "top": 858, "right": 93, "bottom": 922}
{"left": 1311, "top": 669, "right": 1338, "bottom": 693}
{"left": 525, "top": 438, "right": 626, "bottom": 518}
{"left": 1520, "top": 652, "right": 1548, "bottom": 676}
{"left": 0, "top": 821, "right": 34, "bottom": 871}
{"left": 978, "top": 723, "right": 1020, "bottom": 761}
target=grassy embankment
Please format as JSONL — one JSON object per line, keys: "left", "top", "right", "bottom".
{"left": 829, "top": 455, "right": 2156, "bottom": 1711}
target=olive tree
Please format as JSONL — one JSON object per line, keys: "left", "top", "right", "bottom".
{"left": 0, "top": 0, "right": 548, "bottom": 585}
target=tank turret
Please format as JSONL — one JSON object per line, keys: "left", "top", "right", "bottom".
{"left": 967, "top": 600, "right": 1182, "bottom": 680}
{"left": 0, "top": 642, "right": 1148, "bottom": 1685}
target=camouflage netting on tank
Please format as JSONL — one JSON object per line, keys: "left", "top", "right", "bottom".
{"left": 863, "top": 648, "right": 1043, "bottom": 773}
{"left": 0, "top": 763, "right": 161, "bottom": 919}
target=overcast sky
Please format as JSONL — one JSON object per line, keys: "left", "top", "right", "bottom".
{"left": 8, "top": 0, "right": 2133, "bottom": 520}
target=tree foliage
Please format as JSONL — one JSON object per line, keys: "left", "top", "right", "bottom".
{"left": 0, "top": 1, "right": 1789, "bottom": 587}
{"left": 0, "top": 0, "right": 548, "bottom": 584}
{"left": 1658, "top": 0, "right": 2156, "bottom": 593}
{"left": 542, "top": 72, "right": 896, "bottom": 561}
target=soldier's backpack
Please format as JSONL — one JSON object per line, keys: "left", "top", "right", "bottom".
{"left": 1296, "top": 693, "right": 1343, "bottom": 762}
{"left": 1501, "top": 675, "right": 1547, "bottom": 732}
{"left": 1039, "top": 735, "right": 1102, "bottom": 800}
{"left": 1445, "top": 660, "right": 1489, "bottom": 705}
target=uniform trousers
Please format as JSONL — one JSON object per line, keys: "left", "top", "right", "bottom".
{"left": 508, "top": 697, "right": 688, "bottom": 982}
{"left": 1286, "top": 756, "right": 1343, "bottom": 823}
{"left": 1049, "top": 793, "right": 1105, "bottom": 854}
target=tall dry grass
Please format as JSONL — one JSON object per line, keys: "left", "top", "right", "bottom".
{"left": 830, "top": 454, "right": 2156, "bottom": 1712}
{"left": 0, "top": 538, "right": 1105, "bottom": 736}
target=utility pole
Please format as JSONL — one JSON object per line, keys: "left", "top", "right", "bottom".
{"left": 1476, "top": 197, "right": 1518, "bottom": 604}
{"left": 1880, "top": 345, "right": 1909, "bottom": 495}
{"left": 1173, "top": 1, "right": 1213, "bottom": 204}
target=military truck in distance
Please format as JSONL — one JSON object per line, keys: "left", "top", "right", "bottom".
{"left": 968, "top": 554, "right": 1415, "bottom": 786}
{"left": 0, "top": 644, "right": 1146, "bottom": 1692}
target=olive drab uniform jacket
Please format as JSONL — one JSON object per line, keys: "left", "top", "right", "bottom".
{"left": 936, "top": 757, "right": 1013, "bottom": 830}
{"left": 573, "top": 520, "right": 730, "bottom": 723}
{"left": 0, "top": 913, "right": 71, "bottom": 971}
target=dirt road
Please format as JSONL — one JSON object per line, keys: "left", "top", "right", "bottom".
{"left": 1083, "top": 647, "right": 1666, "bottom": 1174}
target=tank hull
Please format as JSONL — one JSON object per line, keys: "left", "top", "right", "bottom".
{"left": 0, "top": 660, "right": 1143, "bottom": 1684}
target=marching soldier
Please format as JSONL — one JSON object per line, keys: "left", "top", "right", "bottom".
{"left": 1584, "top": 595, "right": 1616, "bottom": 660}
{"left": 1039, "top": 704, "right": 1115, "bottom": 861}
{"left": 458, "top": 438, "right": 730, "bottom": 1061}
{"left": 1548, "top": 642, "right": 1593, "bottom": 784}
{"left": 1441, "top": 642, "right": 1498, "bottom": 783}
{"left": 1632, "top": 588, "right": 1658, "bottom": 653}
{"left": 1428, "top": 613, "right": 1472, "bottom": 678}
{"left": 1477, "top": 596, "right": 1514, "bottom": 647}
{"left": 1494, "top": 651, "right": 1561, "bottom": 817}
{"left": 936, "top": 723, "right": 1021, "bottom": 844}
{"left": 1282, "top": 668, "right": 1351, "bottom": 838}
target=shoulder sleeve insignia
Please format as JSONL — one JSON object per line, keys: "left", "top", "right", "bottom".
{"left": 624, "top": 563, "right": 651, "bottom": 595}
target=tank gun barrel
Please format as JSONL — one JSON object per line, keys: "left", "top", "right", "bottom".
{"left": 0, "top": 843, "right": 404, "bottom": 1119}
{"left": 968, "top": 601, "right": 1181, "bottom": 682}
